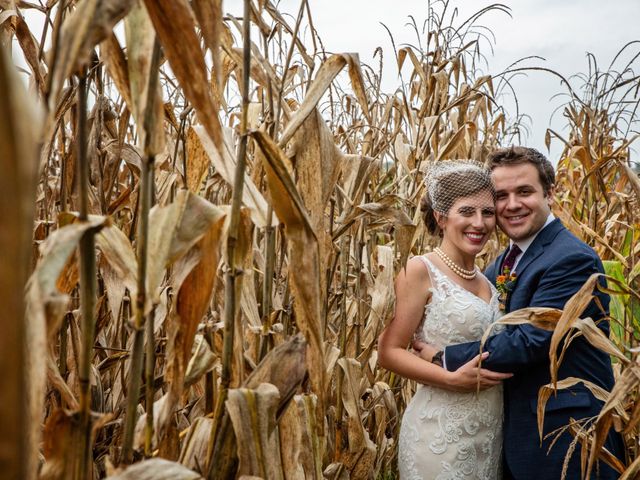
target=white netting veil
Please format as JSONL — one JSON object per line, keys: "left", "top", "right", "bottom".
{"left": 420, "top": 160, "right": 495, "bottom": 233}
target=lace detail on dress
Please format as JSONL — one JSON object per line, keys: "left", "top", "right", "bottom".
{"left": 413, "top": 256, "right": 501, "bottom": 348}
{"left": 398, "top": 255, "right": 503, "bottom": 480}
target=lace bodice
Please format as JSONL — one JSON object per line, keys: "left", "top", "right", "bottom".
{"left": 398, "top": 255, "right": 503, "bottom": 480}
{"left": 416, "top": 255, "right": 501, "bottom": 348}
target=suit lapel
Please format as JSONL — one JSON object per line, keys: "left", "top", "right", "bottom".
{"left": 513, "top": 219, "right": 564, "bottom": 276}
{"left": 489, "top": 248, "right": 509, "bottom": 283}
{"left": 512, "top": 240, "right": 544, "bottom": 278}
{"left": 505, "top": 219, "right": 565, "bottom": 312}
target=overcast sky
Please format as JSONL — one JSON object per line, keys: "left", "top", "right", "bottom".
{"left": 229, "top": 0, "right": 640, "bottom": 163}
{"left": 15, "top": 1, "right": 637, "bottom": 163}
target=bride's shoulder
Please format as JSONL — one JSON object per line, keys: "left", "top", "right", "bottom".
{"left": 406, "top": 254, "right": 432, "bottom": 272}
{"left": 397, "top": 255, "right": 432, "bottom": 285}
{"left": 395, "top": 256, "right": 433, "bottom": 300}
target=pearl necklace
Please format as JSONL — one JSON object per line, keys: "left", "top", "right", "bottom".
{"left": 434, "top": 247, "right": 477, "bottom": 280}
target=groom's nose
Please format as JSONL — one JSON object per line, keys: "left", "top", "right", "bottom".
{"left": 504, "top": 193, "right": 521, "bottom": 210}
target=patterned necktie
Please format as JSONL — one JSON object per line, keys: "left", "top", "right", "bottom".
{"left": 501, "top": 244, "right": 522, "bottom": 274}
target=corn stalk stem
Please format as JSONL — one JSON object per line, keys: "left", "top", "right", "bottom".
{"left": 120, "top": 144, "right": 151, "bottom": 462}
{"left": 208, "top": 1, "right": 251, "bottom": 476}
{"left": 76, "top": 75, "right": 89, "bottom": 222}
{"left": 59, "top": 313, "right": 70, "bottom": 377}
{"left": 144, "top": 302, "right": 155, "bottom": 455}
{"left": 334, "top": 234, "right": 350, "bottom": 459}
{"left": 258, "top": 207, "right": 276, "bottom": 361}
{"left": 354, "top": 223, "right": 365, "bottom": 358}
{"left": 121, "top": 40, "right": 161, "bottom": 464}
{"left": 75, "top": 71, "right": 97, "bottom": 480}
{"left": 258, "top": 25, "right": 276, "bottom": 362}
{"left": 144, "top": 156, "right": 157, "bottom": 455}
{"left": 204, "top": 326, "right": 215, "bottom": 413}
{"left": 323, "top": 198, "right": 337, "bottom": 332}
{"left": 274, "top": 0, "right": 306, "bottom": 127}
{"left": 121, "top": 328, "right": 145, "bottom": 464}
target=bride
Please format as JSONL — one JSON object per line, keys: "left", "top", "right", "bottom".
{"left": 378, "top": 161, "right": 512, "bottom": 480}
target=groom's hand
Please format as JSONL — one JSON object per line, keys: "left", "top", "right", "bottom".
{"left": 411, "top": 339, "right": 437, "bottom": 362}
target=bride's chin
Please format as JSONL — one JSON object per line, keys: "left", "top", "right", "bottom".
{"left": 462, "top": 239, "right": 487, "bottom": 251}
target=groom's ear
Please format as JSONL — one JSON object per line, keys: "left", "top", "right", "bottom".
{"left": 545, "top": 184, "right": 556, "bottom": 205}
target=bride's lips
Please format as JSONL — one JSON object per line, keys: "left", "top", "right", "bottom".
{"left": 464, "top": 232, "right": 486, "bottom": 244}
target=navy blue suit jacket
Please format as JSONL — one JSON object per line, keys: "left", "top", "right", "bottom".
{"left": 444, "top": 219, "right": 623, "bottom": 479}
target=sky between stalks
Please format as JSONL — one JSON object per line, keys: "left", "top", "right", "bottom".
{"left": 13, "top": 0, "right": 640, "bottom": 165}
{"left": 229, "top": 0, "right": 640, "bottom": 165}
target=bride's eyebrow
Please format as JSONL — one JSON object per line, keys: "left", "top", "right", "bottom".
{"left": 457, "top": 205, "right": 476, "bottom": 214}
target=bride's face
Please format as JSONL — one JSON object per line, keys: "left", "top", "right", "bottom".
{"left": 438, "top": 190, "right": 496, "bottom": 256}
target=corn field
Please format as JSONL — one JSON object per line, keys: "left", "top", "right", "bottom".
{"left": 0, "top": 0, "right": 639, "bottom": 478}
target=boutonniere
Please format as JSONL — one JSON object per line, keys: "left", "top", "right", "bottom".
{"left": 496, "top": 267, "right": 517, "bottom": 311}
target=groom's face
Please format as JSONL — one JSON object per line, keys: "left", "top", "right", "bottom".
{"left": 492, "top": 163, "right": 552, "bottom": 241}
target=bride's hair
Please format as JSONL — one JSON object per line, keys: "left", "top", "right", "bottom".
{"left": 420, "top": 161, "right": 495, "bottom": 235}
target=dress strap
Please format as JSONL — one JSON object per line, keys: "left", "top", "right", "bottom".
{"left": 417, "top": 254, "right": 471, "bottom": 299}
{"left": 415, "top": 255, "right": 441, "bottom": 294}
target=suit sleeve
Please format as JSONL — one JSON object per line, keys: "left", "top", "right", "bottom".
{"left": 444, "top": 251, "right": 603, "bottom": 373}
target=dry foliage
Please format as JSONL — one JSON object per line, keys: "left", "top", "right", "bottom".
{"left": 541, "top": 45, "right": 640, "bottom": 478}
{"left": 0, "top": 0, "right": 639, "bottom": 479}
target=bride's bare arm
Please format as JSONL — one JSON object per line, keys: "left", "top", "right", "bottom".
{"left": 377, "top": 257, "right": 511, "bottom": 392}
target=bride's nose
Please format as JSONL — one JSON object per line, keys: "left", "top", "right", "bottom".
{"left": 471, "top": 211, "right": 484, "bottom": 227}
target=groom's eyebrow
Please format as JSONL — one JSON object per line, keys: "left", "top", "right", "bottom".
{"left": 496, "top": 184, "right": 535, "bottom": 194}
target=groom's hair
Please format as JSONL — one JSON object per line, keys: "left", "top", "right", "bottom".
{"left": 488, "top": 146, "right": 555, "bottom": 195}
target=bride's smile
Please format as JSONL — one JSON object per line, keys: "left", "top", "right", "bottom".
{"left": 436, "top": 190, "right": 496, "bottom": 264}
{"left": 464, "top": 231, "right": 487, "bottom": 244}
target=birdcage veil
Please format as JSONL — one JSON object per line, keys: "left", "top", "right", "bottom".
{"left": 423, "top": 160, "right": 494, "bottom": 214}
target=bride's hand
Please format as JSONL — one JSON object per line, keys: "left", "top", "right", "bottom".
{"left": 449, "top": 352, "right": 513, "bottom": 392}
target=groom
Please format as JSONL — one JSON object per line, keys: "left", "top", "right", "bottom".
{"left": 418, "top": 147, "right": 624, "bottom": 479}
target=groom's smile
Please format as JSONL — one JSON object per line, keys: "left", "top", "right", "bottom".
{"left": 503, "top": 213, "right": 530, "bottom": 228}
{"left": 492, "top": 163, "right": 553, "bottom": 241}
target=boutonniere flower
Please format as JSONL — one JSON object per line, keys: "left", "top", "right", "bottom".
{"left": 496, "top": 267, "right": 517, "bottom": 311}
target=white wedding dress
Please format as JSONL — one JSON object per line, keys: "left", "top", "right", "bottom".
{"left": 398, "top": 255, "right": 503, "bottom": 480}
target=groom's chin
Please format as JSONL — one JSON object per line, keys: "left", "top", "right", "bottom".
{"left": 496, "top": 223, "right": 512, "bottom": 238}
{"left": 497, "top": 221, "right": 527, "bottom": 241}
